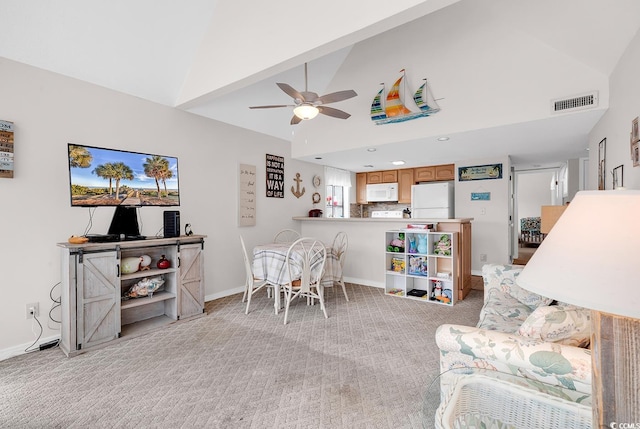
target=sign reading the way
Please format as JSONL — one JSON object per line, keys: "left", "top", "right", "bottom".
{"left": 266, "top": 154, "right": 284, "bottom": 198}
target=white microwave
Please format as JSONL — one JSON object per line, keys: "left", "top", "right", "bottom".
{"left": 366, "top": 183, "right": 399, "bottom": 202}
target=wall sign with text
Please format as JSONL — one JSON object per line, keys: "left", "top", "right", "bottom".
{"left": 458, "top": 163, "right": 502, "bottom": 181}
{"left": 265, "top": 154, "right": 284, "bottom": 198}
{"left": 238, "top": 164, "right": 256, "bottom": 226}
{"left": 0, "top": 120, "right": 14, "bottom": 179}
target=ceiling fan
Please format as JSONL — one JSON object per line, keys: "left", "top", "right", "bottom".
{"left": 249, "top": 63, "right": 357, "bottom": 125}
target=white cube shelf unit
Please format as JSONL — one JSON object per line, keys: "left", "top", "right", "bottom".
{"left": 385, "top": 229, "right": 457, "bottom": 306}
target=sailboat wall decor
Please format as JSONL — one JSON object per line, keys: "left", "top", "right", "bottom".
{"left": 371, "top": 69, "right": 441, "bottom": 125}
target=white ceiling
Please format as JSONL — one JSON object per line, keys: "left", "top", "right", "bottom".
{"left": 1, "top": 0, "right": 639, "bottom": 172}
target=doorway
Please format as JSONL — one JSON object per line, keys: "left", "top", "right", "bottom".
{"left": 512, "top": 168, "right": 559, "bottom": 264}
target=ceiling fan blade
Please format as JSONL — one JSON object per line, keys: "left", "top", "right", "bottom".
{"left": 249, "top": 104, "right": 292, "bottom": 109}
{"left": 318, "top": 106, "right": 351, "bottom": 119}
{"left": 290, "top": 115, "right": 302, "bottom": 125}
{"left": 276, "top": 83, "right": 305, "bottom": 101}
{"left": 317, "top": 89, "right": 357, "bottom": 105}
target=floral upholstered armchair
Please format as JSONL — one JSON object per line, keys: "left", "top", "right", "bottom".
{"left": 435, "top": 264, "right": 592, "bottom": 405}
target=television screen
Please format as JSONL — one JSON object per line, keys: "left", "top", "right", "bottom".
{"left": 67, "top": 143, "right": 180, "bottom": 207}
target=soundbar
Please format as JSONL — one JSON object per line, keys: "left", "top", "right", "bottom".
{"left": 85, "top": 234, "right": 148, "bottom": 243}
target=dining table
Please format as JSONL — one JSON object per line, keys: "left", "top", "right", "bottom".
{"left": 252, "top": 241, "right": 343, "bottom": 314}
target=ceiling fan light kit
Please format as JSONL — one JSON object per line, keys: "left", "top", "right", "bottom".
{"left": 250, "top": 63, "right": 357, "bottom": 124}
{"left": 293, "top": 104, "right": 319, "bottom": 120}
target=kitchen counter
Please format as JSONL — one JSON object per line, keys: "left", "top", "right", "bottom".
{"left": 294, "top": 217, "right": 473, "bottom": 300}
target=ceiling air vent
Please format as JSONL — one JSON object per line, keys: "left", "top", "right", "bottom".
{"left": 551, "top": 91, "right": 598, "bottom": 114}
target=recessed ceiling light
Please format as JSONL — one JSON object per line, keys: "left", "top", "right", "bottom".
{"left": 437, "top": 137, "right": 450, "bottom": 141}
{"left": 391, "top": 160, "right": 405, "bottom": 166}
{"left": 315, "top": 157, "right": 322, "bottom": 160}
{"left": 367, "top": 148, "right": 377, "bottom": 152}
{"left": 363, "top": 164, "right": 374, "bottom": 168}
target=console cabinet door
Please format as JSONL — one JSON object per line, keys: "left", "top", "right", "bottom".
{"left": 76, "top": 251, "right": 120, "bottom": 350}
{"left": 178, "top": 243, "right": 204, "bottom": 319}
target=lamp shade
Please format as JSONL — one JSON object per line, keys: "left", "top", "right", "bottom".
{"left": 293, "top": 104, "right": 319, "bottom": 120}
{"left": 517, "top": 190, "right": 640, "bottom": 318}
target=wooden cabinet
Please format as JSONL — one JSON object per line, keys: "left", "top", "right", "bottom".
{"left": 382, "top": 170, "right": 398, "bottom": 183}
{"left": 397, "top": 168, "right": 415, "bottom": 204}
{"left": 368, "top": 170, "right": 398, "bottom": 184}
{"left": 384, "top": 230, "right": 457, "bottom": 306}
{"left": 435, "top": 164, "right": 455, "bottom": 181}
{"left": 436, "top": 222, "right": 472, "bottom": 300}
{"left": 356, "top": 172, "right": 367, "bottom": 204}
{"left": 414, "top": 166, "right": 436, "bottom": 182}
{"left": 414, "top": 164, "right": 455, "bottom": 182}
{"left": 367, "top": 171, "right": 383, "bottom": 184}
{"left": 59, "top": 236, "right": 206, "bottom": 357}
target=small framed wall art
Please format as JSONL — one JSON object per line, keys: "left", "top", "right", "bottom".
{"left": 598, "top": 138, "right": 606, "bottom": 190}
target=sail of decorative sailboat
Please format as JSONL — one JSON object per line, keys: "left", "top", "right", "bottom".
{"left": 370, "top": 71, "right": 441, "bottom": 125}
{"left": 385, "top": 76, "right": 412, "bottom": 117}
{"left": 413, "top": 79, "right": 441, "bottom": 114}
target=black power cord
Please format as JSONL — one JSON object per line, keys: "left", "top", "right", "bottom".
{"left": 24, "top": 314, "right": 43, "bottom": 353}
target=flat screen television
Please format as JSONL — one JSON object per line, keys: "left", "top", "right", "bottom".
{"left": 67, "top": 143, "right": 180, "bottom": 238}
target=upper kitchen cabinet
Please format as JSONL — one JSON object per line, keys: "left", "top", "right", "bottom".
{"left": 414, "top": 166, "right": 435, "bottom": 182}
{"left": 367, "top": 171, "right": 383, "bottom": 184}
{"left": 414, "top": 164, "right": 455, "bottom": 182}
{"left": 397, "top": 168, "right": 415, "bottom": 204}
{"left": 367, "top": 170, "right": 398, "bottom": 184}
{"left": 435, "top": 164, "right": 455, "bottom": 181}
{"left": 382, "top": 170, "right": 398, "bottom": 183}
{"left": 356, "top": 172, "right": 368, "bottom": 204}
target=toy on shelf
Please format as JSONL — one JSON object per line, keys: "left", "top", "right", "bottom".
{"left": 417, "top": 234, "right": 428, "bottom": 253}
{"left": 391, "top": 257, "right": 405, "bottom": 273}
{"left": 408, "top": 255, "right": 427, "bottom": 276}
{"left": 387, "top": 232, "right": 405, "bottom": 252}
{"left": 387, "top": 288, "right": 404, "bottom": 296}
{"left": 408, "top": 235, "right": 417, "bottom": 253}
{"left": 121, "top": 254, "right": 151, "bottom": 274}
{"left": 434, "top": 234, "right": 452, "bottom": 256}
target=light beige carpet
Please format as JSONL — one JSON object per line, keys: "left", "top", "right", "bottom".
{"left": 0, "top": 284, "right": 483, "bottom": 429}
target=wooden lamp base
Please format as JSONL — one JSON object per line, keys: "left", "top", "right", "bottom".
{"left": 592, "top": 311, "right": 640, "bottom": 428}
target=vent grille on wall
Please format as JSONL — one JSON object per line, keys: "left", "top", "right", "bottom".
{"left": 551, "top": 91, "right": 598, "bottom": 113}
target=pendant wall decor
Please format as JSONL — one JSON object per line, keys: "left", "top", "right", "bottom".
{"left": 371, "top": 69, "right": 441, "bottom": 125}
{"left": 291, "top": 173, "right": 305, "bottom": 198}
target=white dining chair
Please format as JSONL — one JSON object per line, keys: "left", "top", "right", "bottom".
{"left": 281, "top": 237, "right": 328, "bottom": 324}
{"left": 331, "top": 231, "right": 349, "bottom": 301}
{"left": 240, "top": 235, "right": 272, "bottom": 314}
{"left": 273, "top": 229, "right": 301, "bottom": 243}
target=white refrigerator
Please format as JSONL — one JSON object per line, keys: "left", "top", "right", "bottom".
{"left": 411, "top": 182, "right": 455, "bottom": 218}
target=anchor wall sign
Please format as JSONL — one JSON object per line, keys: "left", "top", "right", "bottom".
{"left": 291, "top": 172, "right": 306, "bottom": 198}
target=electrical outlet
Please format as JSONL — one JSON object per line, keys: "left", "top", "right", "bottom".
{"left": 26, "top": 303, "right": 39, "bottom": 319}
{"left": 480, "top": 254, "right": 487, "bottom": 262}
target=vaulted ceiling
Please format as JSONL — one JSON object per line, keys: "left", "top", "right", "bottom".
{"left": 1, "top": 0, "right": 639, "bottom": 172}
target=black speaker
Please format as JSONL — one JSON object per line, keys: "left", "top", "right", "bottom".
{"left": 163, "top": 211, "right": 180, "bottom": 238}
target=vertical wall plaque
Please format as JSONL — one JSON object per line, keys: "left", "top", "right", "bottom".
{"left": 238, "top": 164, "right": 256, "bottom": 226}
{"left": 265, "top": 154, "right": 284, "bottom": 198}
{"left": 0, "top": 120, "right": 14, "bottom": 178}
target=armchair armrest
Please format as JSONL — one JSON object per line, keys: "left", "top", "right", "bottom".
{"left": 435, "top": 324, "right": 592, "bottom": 400}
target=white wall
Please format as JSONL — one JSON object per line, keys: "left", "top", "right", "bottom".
{"left": 589, "top": 28, "right": 640, "bottom": 189}
{"left": 454, "top": 156, "right": 511, "bottom": 272}
{"left": 0, "top": 58, "right": 323, "bottom": 357}
{"left": 516, "top": 170, "right": 554, "bottom": 233}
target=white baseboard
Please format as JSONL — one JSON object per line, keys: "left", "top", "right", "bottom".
{"left": 205, "top": 285, "right": 244, "bottom": 302}
{"left": 0, "top": 334, "right": 61, "bottom": 362}
{"left": 344, "top": 277, "right": 384, "bottom": 289}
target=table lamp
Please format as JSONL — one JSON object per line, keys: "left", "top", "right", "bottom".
{"left": 517, "top": 190, "right": 640, "bottom": 428}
